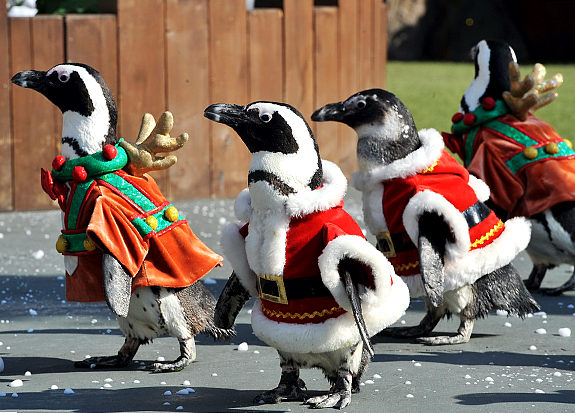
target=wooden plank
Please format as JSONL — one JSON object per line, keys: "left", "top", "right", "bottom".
{"left": 248, "top": 9, "right": 284, "bottom": 102}
{"left": 358, "top": 0, "right": 375, "bottom": 90}
{"left": 165, "top": 0, "right": 211, "bottom": 199}
{"left": 117, "top": 0, "right": 167, "bottom": 192}
{"left": 314, "top": 7, "right": 340, "bottom": 164}
{"left": 209, "top": 0, "right": 249, "bottom": 198}
{"left": 375, "top": 0, "right": 388, "bottom": 89}
{"left": 0, "top": 7, "right": 12, "bottom": 210}
{"left": 337, "top": 0, "right": 359, "bottom": 175}
{"left": 284, "top": 0, "right": 314, "bottom": 125}
{"left": 11, "top": 16, "right": 64, "bottom": 210}
{"left": 66, "top": 14, "right": 118, "bottom": 98}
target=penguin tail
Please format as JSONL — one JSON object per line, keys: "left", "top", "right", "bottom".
{"left": 203, "top": 324, "right": 236, "bottom": 341}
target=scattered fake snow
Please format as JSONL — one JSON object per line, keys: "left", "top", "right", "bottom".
{"left": 504, "top": 322, "right": 512, "bottom": 327}
{"left": 485, "top": 377, "right": 494, "bottom": 383}
{"left": 237, "top": 342, "right": 249, "bottom": 351}
{"left": 51, "top": 385, "right": 58, "bottom": 390}
{"left": 24, "top": 371, "right": 31, "bottom": 376}
{"left": 182, "top": 380, "right": 191, "bottom": 386}
{"left": 31, "top": 250, "right": 44, "bottom": 260}
{"left": 406, "top": 394, "right": 414, "bottom": 398}
{"left": 10, "top": 379, "right": 23, "bottom": 387}
{"left": 0, "top": 357, "right": 4, "bottom": 373}
{"left": 535, "top": 389, "right": 545, "bottom": 394}
{"left": 558, "top": 328, "right": 571, "bottom": 337}
{"left": 164, "top": 390, "right": 172, "bottom": 396}
{"left": 553, "top": 372, "right": 562, "bottom": 377}
{"left": 212, "top": 373, "right": 218, "bottom": 377}
{"left": 28, "top": 308, "right": 38, "bottom": 316}
{"left": 157, "top": 356, "right": 165, "bottom": 362}
{"left": 176, "top": 407, "right": 184, "bottom": 411}
{"left": 64, "top": 389, "right": 75, "bottom": 394}
{"left": 535, "top": 328, "right": 547, "bottom": 335}
{"left": 202, "top": 278, "right": 217, "bottom": 285}
{"left": 529, "top": 345, "right": 537, "bottom": 351}
{"left": 496, "top": 310, "right": 508, "bottom": 316}
{"left": 364, "top": 380, "right": 374, "bottom": 384}
{"left": 373, "top": 374, "right": 381, "bottom": 379}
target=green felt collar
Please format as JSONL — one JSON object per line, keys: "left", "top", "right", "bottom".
{"left": 451, "top": 100, "right": 510, "bottom": 135}
{"left": 52, "top": 140, "right": 128, "bottom": 182}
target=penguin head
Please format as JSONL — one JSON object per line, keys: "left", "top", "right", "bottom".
{"left": 460, "top": 39, "right": 517, "bottom": 113}
{"left": 11, "top": 63, "right": 117, "bottom": 159}
{"left": 205, "top": 101, "right": 323, "bottom": 205}
{"left": 312, "top": 89, "right": 420, "bottom": 170}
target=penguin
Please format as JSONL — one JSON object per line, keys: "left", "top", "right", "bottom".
{"left": 11, "top": 63, "right": 232, "bottom": 372}
{"left": 312, "top": 89, "right": 539, "bottom": 345}
{"left": 205, "top": 101, "right": 409, "bottom": 409}
{"left": 448, "top": 39, "right": 575, "bottom": 295}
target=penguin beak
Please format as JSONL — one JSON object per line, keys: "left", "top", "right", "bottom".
{"left": 204, "top": 103, "right": 248, "bottom": 128}
{"left": 311, "top": 102, "right": 346, "bottom": 123}
{"left": 11, "top": 70, "right": 47, "bottom": 91}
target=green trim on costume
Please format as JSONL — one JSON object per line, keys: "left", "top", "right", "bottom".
{"left": 132, "top": 204, "right": 181, "bottom": 238}
{"left": 485, "top": 120, "right": 538, "bottom": 147}
{"left": 52, "top": 140, "right": 128, "bottom": 182}
{"left": 99, "top": 173, "right": 156, "bottom": 211}
{"left": 463, "top": 128, "right": 478, "bottom": 167}
{"left": 504, "top": 141, "right": 575, "bottom": 174}
{"left": 451, "top": 99, "right": 510, "bottom": 135}
{"left": 60, "top": 232, "right": 91, "bottom": 253}
{"left": 67, "top": 181, "right": 93, "bottom": 230}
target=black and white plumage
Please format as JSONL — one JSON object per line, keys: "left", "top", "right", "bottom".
{"left": 462, "top": 40, "right": 575, "bottom": 295}
{"left": 11, "top": 63, "right": 231, "bottom": 372}
{"left": 205, "top": 101, "right": 408, "bottom": 409}
{"left": 312, "top": 89, "right": 539, "bottom": 345}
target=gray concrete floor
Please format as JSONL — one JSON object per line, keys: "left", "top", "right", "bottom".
{"left": 0, "top": 188, "right": 574, "bottom": 413}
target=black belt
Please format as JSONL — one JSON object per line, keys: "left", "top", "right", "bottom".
{"left": 257, "top": 274, "right": 331, "bottom": 304}
{"left": 462, "top": 201, "right": 492, "bottom": 227}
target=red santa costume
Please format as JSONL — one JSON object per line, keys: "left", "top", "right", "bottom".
{"left": 221, "top": 160, "right": 409, "bottom": 354}
{"left": 351, "top": 128, "right": 531, "bottom": 297}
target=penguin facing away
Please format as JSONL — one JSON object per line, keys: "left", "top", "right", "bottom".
{"left": 205, "top": 101, "right": 409, "bottom": 409}
{"left": 312, "top": 89, "right": 539, "bottom": 345}
{"left": 11, "top": 63, "right": 232, "bottom": 372}
{"left": 447, "top": 39, "right": 575, "bottom": 295}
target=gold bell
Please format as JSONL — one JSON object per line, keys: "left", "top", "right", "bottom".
{"left": 164, "top": 206, "right": 179, "bottom": 222}
{"left": 83, "top": 238, "right": 97, "bottom": 251}
{"left": 523, "top": 146, "right": 538, "bottom": 160}
{"left": 545, "top": 142, "right": 559, "bottom": 155}
{"left": 145, "top": 215, "right": 159, "bottom": 230}
{"left": 564, "top": 139, "right": 573, "bottom": 149}
{"left": 56, "top": 235, "right": 68, "bottom": 253}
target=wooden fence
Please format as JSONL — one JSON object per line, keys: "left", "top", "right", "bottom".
{"left": 0, "top": 0, "right": 387, "bottom": 211}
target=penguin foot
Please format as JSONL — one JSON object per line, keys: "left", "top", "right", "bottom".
{"left": 306, "top": 374, "right": 352, "bottom": 409}
{"left": 74, "top": 355, "right": 131, "bottom": 369}
{"left": 253, "top": 380, "right": 307, "bottom": 405}
{"left": 379, "top": 324, "right": 432, "bottom": 338}
{"left": 417, "top": 334, "right": 470, "bottom": 346}
{"left": 147, "top": 356, "right": 191, "bottom": 373}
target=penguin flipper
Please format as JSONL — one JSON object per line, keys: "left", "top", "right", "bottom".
{"left": 102, "top": 253, "right": 132, "bottom": 318}
{"left": 418, "top": 212, "right": 449, "bottom": 308}
{"left": 214, "top": 272, "right": 251, "bottom": 330}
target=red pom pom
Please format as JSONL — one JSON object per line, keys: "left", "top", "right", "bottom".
{"left": 463, "top": 113, "right": 476, "bottom": 126}
{"left": 451, "top": 112, "right": 464, "bottom": 123}
{"left": 481, "top": 97, "right": 496, "bottom": 110}
{"left": 102, "top": 144, "right": 117, "bottom": 161}
{"left": 72, "top": 166, "right": 88, "bottom": 182}
{"left": 52, "top": 155, "right": 66, "bottom": 171}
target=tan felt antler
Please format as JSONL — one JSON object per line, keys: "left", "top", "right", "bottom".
{"left": 120, "top": 112, "right": 189, "bottom": 176}
{"left": 503, "top": 62, "right": 563, "bottom": 121}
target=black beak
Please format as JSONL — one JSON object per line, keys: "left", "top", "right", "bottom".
{"left": 11, "top": 70, "right": 47, "bottom": 91}
{"left": 311, "top": 102, "right": 346, "bottom": 122}
{"left": 204, "top": 103, "right": 248, "bottom": 128}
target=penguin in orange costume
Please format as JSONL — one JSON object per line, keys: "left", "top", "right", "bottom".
{"left": 444, "top": 39, "right": 575, "bottom": 295}
{"left": 11, "top": 63, "right": 232, "bottom": 372}
{"left": 205, "top": 101, "right": 409, "bottom": 409}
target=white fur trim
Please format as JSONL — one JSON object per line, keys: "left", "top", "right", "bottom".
{"left": 359, "top": 129, "right": 444, "bottom": 187}
{"left": 403, "top": 190, "right": 471, "bottom": 260}
{"left": 252, "top": 235, "right": 409, "bottom": 353}
{"left": 285, "top": 160, "right": 347, "bottom": 217}
{"left": 468, "top": 174, "right": 490, "bottom": 202}
{"left": 443, "top": 217, "right": 531, "bottom": 289}
{"left": 221, "top": 223, "right": 258, "bottom": 296}
{"left": 233, "top": 188, "right": 251, "bottom": 222}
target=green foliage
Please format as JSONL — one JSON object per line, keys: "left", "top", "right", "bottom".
{"left": 36, "top": 0, "right": 99, "bottom": 14}
{"left": 386, "top": 61, "right": 575, "bottom": 143}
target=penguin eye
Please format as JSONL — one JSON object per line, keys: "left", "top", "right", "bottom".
{"left": 259, "top": 113, "right": 272, "bottom": 123}
{"left": 58, "top": 73, "right": 70, "bottom": 83}
{"left": 356, "top": 100, "right": 366, "bottom": 109}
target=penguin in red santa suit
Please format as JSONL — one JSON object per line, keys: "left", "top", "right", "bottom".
{"left": 205, "top": 101, "right": 409, "bottom": 409}
{"left": 312, "top": 89, "right": 539, "bottom": 345}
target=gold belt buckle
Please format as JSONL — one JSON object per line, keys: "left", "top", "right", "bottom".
{"left": 377, "top": 230, "right": 396, "bottom": 258}
{"left": 257, "top": 274, "right": 288, "bottom": 305}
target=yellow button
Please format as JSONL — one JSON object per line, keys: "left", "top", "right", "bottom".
{"left": 56, "top": 235, "right": 68, "bottom": 253}
{"left": 564, "top": 139, "right": 573, "bottom": 149}
{"left": 145, "top": 215, "right": 159, "bottom": 230}
{"left": 83, "top": 238, "right": 97, "bottom": 251}
{"left": 545, "top": 142, "right": 559, "bottom": 154}
{"left": 165, "top": 206, "right": 179, "bottom": 222}
{"left": 523, "top": 147, "right": 538, "bottom": 159}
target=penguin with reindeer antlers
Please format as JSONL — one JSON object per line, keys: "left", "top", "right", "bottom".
{"left": 205, "top": 100, "right": 409, "bottom": 409}
{"left": 312, "top": 89, "right": 539, "bottom": 345}
{"left": 443, "top": 39, "right": 575, "bottom": 295}
{"left": 11, "top": 63, "right": 232, "bottom": 372}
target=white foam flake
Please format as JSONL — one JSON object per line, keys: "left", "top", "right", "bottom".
{"left": 535, "top": 328, "right": 547, "bottom": 335}
{"left": 11, "top": 392, "right": 18, "bottom": 398}
{"left": 10, "top": 379, "right": 23, "bottom": 388}
{"left": 64, "top": 388, "right": 75, "bottom": 394}
{"left": 413, "top": 362, "right": 422, "bottom": 367}
{"left": 237, "top": 342, "right": 249, "bottom": 351}
{"left": 558, "top": 328, "right": 571, "bottom": 337}
{"left": 157, "top": 356, "right": 165, "bottom": 362}
{"left": 182, "top": 380, "right": 191, "bottom": 386}
{"left": 529, "top": 345, "right": 537, "bottom": 351}
{"left": 365, "top": 380, "right": 374, "bottom": 384}
{"left": 504, "top": 322, "right": 512, "bottom": 327}
{"left": 176, "top": 389, "right": 190, "bottom": 395}
{"left": 164, "top": 390, "right": 172, "bottom": 396}
{"left": 406, "top": 394, "right": 414, "bottom": 398}
{"left": 496, "top": 309, "right": 508, "bottom": 316}
{"left": 405, "top": 380, "right": 412, "bottom": 385}
{"left": 212, "top": 373, "right": 218, "bottom": 377}
{"left": 104, "top": 378, "right": 113, "bottom": 383}
{"left": 373, "top": 374, "right": 382, "bottom": 379}
{"left": 28, "top": 308, "right": 38, "bottom": 316}
{"left": 32, "top": 250, "right": 45, "bottom": 259}
{"left": 176, "top": 406, "right": 184, "bottom": 411}
{"left": 553, "top": 372, "right": 562, "bottom": 377}
{"left": 50, "top": 385, "right": 58, "bottom": 390}
{"left": 133, "top": 380, "right": 140, "bottom": 384}
{"left": 485, "top": 377, "right": 494, "bottom": 383}
{"left": 535, "top": 389, "right": 545, "bottom": 394}
{"left": 24, "top": 371, "right": 31, "bottom": 376}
